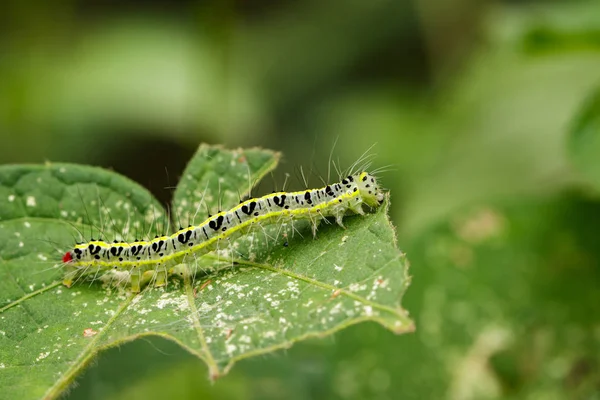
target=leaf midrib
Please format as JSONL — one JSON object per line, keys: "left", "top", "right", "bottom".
{"left": 183, "top": 270, "right": 219, "bottom": 378}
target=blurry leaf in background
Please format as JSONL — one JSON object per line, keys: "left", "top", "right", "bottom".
{"left": 239, "top": 0, "right": 421, "bottom": 112}
{"left": 403, "top": 194, "right": 600, "bottom": 399}
{"left": 569, "top": 86, "right": 600, "bottom": 191}
{"left": 308, "top": 1, "right": 600, "bottom": 238}
{"left": 0, "top": 17, "right": 268, "bottom": 164}
{"left": 520, "top": 1, "right": 600, "bottom": 54}
{"left": 50, "top": 19, "right": 267, "bottom": 142}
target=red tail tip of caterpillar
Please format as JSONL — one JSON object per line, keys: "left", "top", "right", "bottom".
{"left": 62, "top": 252, "right": 72, "bottom": 263}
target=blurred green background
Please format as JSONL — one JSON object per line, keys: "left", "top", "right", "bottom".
{"left": 2, "top": 0, "right": 600, "bottom": 399}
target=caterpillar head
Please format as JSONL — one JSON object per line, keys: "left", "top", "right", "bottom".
{"left": 356, "top": 172, "right": 384, "bottom": 207}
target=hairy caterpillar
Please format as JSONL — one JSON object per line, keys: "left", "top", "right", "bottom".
{"left": 62, "top": 172, "right": 385, "bottom": 293}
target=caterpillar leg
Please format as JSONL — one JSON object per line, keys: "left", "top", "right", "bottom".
{"left": 349, "top": 202, "right": 366, "bottom": 216}
{"left": 62, "top": 265, "right": 79, "bottom": 288}
{"left": 62, "top": 276, "right": 74, "bottom": 288}
{"left": 335, "top": 212, "right": 346, "bottom": 228}
{"left": 153, "top": 267, "right": 168, "bottom": 287}
{"left": 130, "top": 269, "right": 142, "bottom": 293}
{"left": 140, "top": 270, "right": 155, "bottom": 288}
{"left": 310, "top": 218, "right": 322, "bottom": 237}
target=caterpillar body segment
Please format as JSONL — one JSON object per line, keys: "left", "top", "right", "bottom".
{"left": 62, "top": 172, "right": 385, "bottom": 292}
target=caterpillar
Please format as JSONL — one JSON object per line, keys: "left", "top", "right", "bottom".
{"left": 62, "top": 171, "right": 385, "bottom": 293}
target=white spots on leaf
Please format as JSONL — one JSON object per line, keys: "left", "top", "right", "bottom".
{"left": 8, "top": 195, "right": 15, "bottom": 202}
{"left": 19, "top": 242, "right": 24, "bottom": 248}
{"left": 0, "top": 364, "right": 5, "bottom": 369}
{"left": 334, "top": 264, "right": 343, "bottom": 272}
{"left": 134, "top": 318, "right": 148, "bottom": 328}
{"left": 96, "top": 297, "right": 110, "bottom": 306}
{"left": 37, "top": 254, "right": 48, "bottom": 261}
{"left": 155, "top": 293, "right": 188, "bottom": 311}
{"left": 349, "top": 283, "right": 367, "bottom": 292}
{"left": 226, "top": 344, "right": 237, "bottom": 355}
{"left": 198, "top": 302, "right": 214, "bottom": 313}
{"left": 374, "top": 277, "right": 389, "bottom": 289}
{"left": 23, "top": 222, "right": 31, "bottom": 228}
{"left": 330, "top": 302, "right": 343, "bottom": 315}
{"left": 238, "top": 335, "right": 251, "bottom": 344}
{"left": 363, "top": 306, "right": 373, "bottom": 316}
{"left": 365, "top": 276, "right": 391, "bottom": 300}
{"left": 263, "top": 330, "right": 276, "bottom": 339}
{"left": 35, "top": 352, "right": 50, "bottom": 362}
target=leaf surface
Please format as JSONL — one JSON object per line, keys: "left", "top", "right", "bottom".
{"left": 0, "top": 145, "right": 413, "bottom": 400}
{"left": 569, "top": 87, "right": 600, "bottom": 190}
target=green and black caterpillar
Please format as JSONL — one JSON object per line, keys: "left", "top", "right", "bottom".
{"left": 62, "top": 172, "right": 385, "bottom": 292}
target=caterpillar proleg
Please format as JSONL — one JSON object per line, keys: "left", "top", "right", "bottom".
{"left": 62, "top": 171, "right": 385, "bottom": 293}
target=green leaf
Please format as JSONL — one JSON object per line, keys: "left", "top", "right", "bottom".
{"left": 569, "top": 86, "right": 600, "bottom": 190}
{"left": 172, "top": 145, "right": 281, "bottom": 227}
{"left": 0, "top": 145, "right": 413, "bottom": 400}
